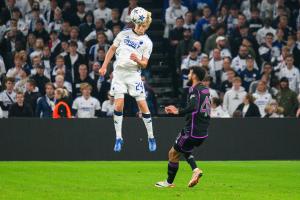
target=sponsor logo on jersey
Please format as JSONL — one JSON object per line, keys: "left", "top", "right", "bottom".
{"left": 123, "top": 36, "right": 143, "bottom": 49}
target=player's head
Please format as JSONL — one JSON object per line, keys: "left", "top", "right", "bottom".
{"left": 130, "top": 7, "right": 152, "bottom": 35}
{"left": 188, "top": 66, "right": 206, "bottom": 85}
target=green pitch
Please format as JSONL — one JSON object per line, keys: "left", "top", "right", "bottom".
{"left": 0, "top": 161, "right": 299, "bottom": 200}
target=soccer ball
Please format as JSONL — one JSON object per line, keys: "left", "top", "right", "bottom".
{"left": 130, "top": 7, "right": 148, "bottom": 25}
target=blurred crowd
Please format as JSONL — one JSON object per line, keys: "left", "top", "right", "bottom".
{"left": 0, "top": 0, "right": 157, "bottom": 118}
{"left": 164, "top": 0, "right": 300, "bottom": 117}
{"left": 0, "top": 0, "right": 300, "bottom": 118}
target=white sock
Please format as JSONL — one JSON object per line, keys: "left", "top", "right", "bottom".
{"left": 142, "top": 113, "right": 154, "bottom": 138}
{"left": 114, "top": 111, "right": 123, "bottom": 139}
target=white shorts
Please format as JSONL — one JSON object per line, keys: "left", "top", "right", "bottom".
{"left": 110, "top": 69, "right": 146, "bottom": 100}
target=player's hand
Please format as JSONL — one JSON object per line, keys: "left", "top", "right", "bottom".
{"left": 165, "top": 105, "right": 179, "bottom": 115}
{"left": 99, "top": 67, "right": 107, "bottom": 76}
{"left": 130, "top": 53, "right": 139, "bottom": 62}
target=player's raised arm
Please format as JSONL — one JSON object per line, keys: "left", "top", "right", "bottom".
{"left": 99, "top": 45, "right": 117, "bottom": 76}
{"left": 130, "top": 54, "right": 149, "bottom": 69}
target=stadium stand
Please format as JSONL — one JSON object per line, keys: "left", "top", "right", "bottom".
{"left": 0, "top": 0, "right": 300, "bottom": 118}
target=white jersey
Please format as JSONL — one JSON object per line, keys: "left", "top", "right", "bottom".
{"left": 232, "top": 56, "right": 258, "bottom": 73}
{"left": 253, "top": 91, "right": 272, "bottom": 117}
{"left": 93, "top": 7, "right": 112, "bottom": 23}
{"left": 113, "top": 29, "right": 153, "bottom": 72}
{"left": 278, "top": 66, "right": 300, "bottom": 93}
{"left": 223, "top": 87, "right": 247, "bottom": 116}
{"left": 101, "top": 100, "right": 114, "bottom": 117}
{"left": 72, "top": 96, "right": 101, "bottom": 118}
{"left": 211, "top": 106, "right": 230, "bottom": 118}
{"left": 0, "top": 90, "right": 16, "bottom": 118}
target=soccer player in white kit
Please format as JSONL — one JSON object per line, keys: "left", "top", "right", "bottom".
{"left": 99, "top": 7, "right": 156, "bottom": 152}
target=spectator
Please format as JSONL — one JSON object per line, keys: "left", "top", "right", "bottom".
{"left": 31, "top": 64, "right": 50, "bottom": 95}
{"left": 240, "top": 55, "right": 260, "bottom": 92}
{"left": 51, "top": 55, "right": 72, "bottom": 83}
{"left": 256, "top": 18, "right": 276, "bottom": 45}
{"left": 194, "top": 6, "right": 211, "bottom": 41}
{"left": 202, "top": 76, "right": 219, "bottom": 100}
{"left": 169, "top": 17, "right": 185, "bottom": 49}
{"left": 52, "top": 88, "right": 72, "bottom": 118}
{"left": 36, "top": 82, "right": 55, "bottom": 118}
{"left": 204, "top": 24, "right": 226, "bottom": 54}
{"left": 226, "top": 5, "right": 239, "bottom": 35}
{"left": 0, "top": 105, "right": 2, "bottom": 118}
{"left": 175, "top": 28, "right": 195, "bottom": 69}
{"left": 258, "top": 32, "right": 280, "bottom": 63}
{"left": 223, "top": 77, "right": 247, "bottom": 116}
{"left": 121, "top": 0, "right": 138, "bottom": 25}
{"left": 88, "top": 32, "right": 110, "bottom": 63}
{"left": 221, "top": 68, "right": 235, "bottom": 94}
{"left": 181, "top": 48, "right": 200, "bottom": 89}
{"left": 24, "top": 79, "right": 41, "bottom": 112}
{"left": 41, "top": 46, "right": 52, "bottom": 78}
{"left": 276, "top": 77, "right": 298, "bottom": 117}
{"left": 253, "top": 81, "right": 272, "bottom": 117}
{"left": 85, "top": 18, "right": 113, "bottom": 43}
{"left": 32, "top": 19, "right": 50, "bottom": 44}
{"left": 8, "top": 91, "right": 33, "bottom": 117}
{"left": 220, "top": 57, "right": 232, "bottom": 82}
{"left": 248, "top": 7, "right": 263, "bottom": 36}
{"left": 235, "top": 93, "right": 261, "bottom": 117}
{"left": 73, "top": 64, "right": 97, "bottom": 98}
{"left": 232, "top": 45, "right": 258, "bottom": 74}
{"left": 48, "top": 7, "right": 63, "bottom": 33}
{"left": 73, "top": 1, "right": 87, "bottom": 26}
{"left": 106, "top": 8, "right": 124, "bottom": 30}
{"left": 201, "top": 15, "right": 218, "bottom": 44}
{"left": 14, "top": 67, "right": 31, "bottom": 93}
{"left": 72, "top": 83, "right": 101, "bottom": 118}
{"left": 93, "top": 0, "right": 112, "bottom": 23}
{"left": 64, "top": 41, "right": 86, "bottom": 83}
{"left": 79, "top": 11, "right": 95, "bottom": 41}
{"left": 213, "top": 36, "right": 231, "bottom": 58}
{"left": 54, "top": 74, "right": 73, "bottom": 94}
{"left": 69, "top": 26, "right": 85, "bottom": 55}
{"left": 264, "top": 100, "right": 284, "bottom": 118}
{"left": 0, "top": 77, "right": 16, "bottom": 118}
{"left": 6, "top": 53, "right": 24, "bottom": 81}
{"left": 183, "top": 11, "right": 195, "bottom": 32}
{"left": 278, "top": 55, "right": 300, "bottom": 93}
{"left": 164, "top": 0, "right": 188, "bottom": 38}
{"left": 101, "top": 93, "right": 114, "bottom": 117}
{"left": 59, "top": 20, "right": 71, "bottom": 41}
{"left": 142, "top": 75, "right": 158, "bottom": 116}
{"left": 208, "top": 48, "right": 223, "bottom": 86}
{"left": 210, "top": 97, "right": 230, "bottom": 118}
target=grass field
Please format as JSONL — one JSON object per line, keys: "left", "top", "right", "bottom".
{"left": 0, "top": 161, "right": 299, "bottom": 200}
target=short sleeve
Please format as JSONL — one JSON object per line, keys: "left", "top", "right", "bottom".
{"left": 72, "top": 99, "right": 79, "bottom": 110}
{"left": 113, "top": 31, "right": 124, "bottom": 48}
{"left": 142, "top": 39, "right": 153, "bottom": 59}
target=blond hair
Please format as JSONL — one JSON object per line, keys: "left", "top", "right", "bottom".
{"left": 55, "top": 88, "right": 69, "bottom": 99}
{"left": 80, "top": 83, "right": 92, "bottom": 92}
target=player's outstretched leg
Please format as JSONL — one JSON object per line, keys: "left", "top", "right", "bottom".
{"left": 184, "top": 153, "right": 203, "bottom": 187}
{"left": 113, "top": 98, "right": 125, "bottom": 152}
{"left": 137, "top": 100, "right": 156, "bottom": 152}
{"left": 155, "top": 147, "right": 180, "bottom": 188}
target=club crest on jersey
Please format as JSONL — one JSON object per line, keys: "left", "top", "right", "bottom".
{"left": 124, "top": 36, "right": 142, "bottom": 49}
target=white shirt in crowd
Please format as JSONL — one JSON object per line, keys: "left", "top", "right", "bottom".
{"left": 208, "top": 59, "right": 223, "bottom": 83}
{"left": 85, "top": 29, "right": 114, "bottom": 43}
{"left": 101, "top": 100, "right": 114, "bottom": 117}
{"left": 0, "top": 106, "right": 3, "bottom": 118}
{"left": 253, "top": 91, "right": 272, "bottom": 117}
{"left": 121, "top": 7, "right": 134, "bottom": 23}
{"left": 209, "top": 88, "right": 219, "bottom": 100}
{"left": 232, "top": 56, "right": 259, "bottom": 73}
{"left": 54, "top": 82, "right": 73, "bottom": 93}
{"left": 164, "top": 4, "right": 188, "bottom": 38}
{"left": 0, "top": 56, "right": 6, "bottom": 76}
{"left": 72, "top": 96, "right": 101, "bottom": 118}
{"left": 181, "top": 56, "right": 200, "bottom": 88}
{"left": 278, "top": 66, "right": 300, "bottom": 93}
{"left": 93, "top": 7, "right": 112, "bottom": 23}
{"left": 0, "top": 90, "right": 16, "bottom": 118}
{"left": 211, "top": 106, "right": 230, "bottom": 118}
{"left": 256, "top": 26, "right": 276, "bottom": 45}
{"left": 83, "top": 0, "right": 98, "bottom": 12}
{"left": 223, "top": 86, "right": 247, "bottom": 116}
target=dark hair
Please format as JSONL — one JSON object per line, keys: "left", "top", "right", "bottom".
{"left": 69, "top": 41, "right": 78, "bottom": 48}
{"left": 245, "top": 93, "right": 255, "bottom": 103}
{"left": 266, "top": 32, "right": 274, "bottom": 37}
{"left": 5, "top": 77, "right": 15, "bottom": 83}
{"left": 27, "top": 79, "right": 36, "bottom": 87}
{"left": 212, "top": 97, "right": 222, "bottom": 106}
{"left": 189, "top": 66, "right": 206, "bottom": 81}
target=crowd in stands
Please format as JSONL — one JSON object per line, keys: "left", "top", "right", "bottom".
{"left": 164, "top": 0, "right": 300, "bottom": 117}
{"left": 0, "top": 0, "right": 300, "bottom": 118}
{"left": 0, "top": 0, "right": 157, "bottom": 118}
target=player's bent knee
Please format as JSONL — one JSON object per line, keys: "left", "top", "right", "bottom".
{"left": 168, "top": 148, "right": 180, "bottom": 162}
{"left": 137, "top": 100, "right": 150, "bottom": 113}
